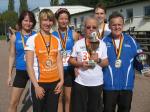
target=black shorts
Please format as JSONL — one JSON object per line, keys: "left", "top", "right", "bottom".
{"left": 13, "top": 69, "right": 29, "bottom": 88}
{"left": 64, "top": 68, "right": 75, "bottom": 87}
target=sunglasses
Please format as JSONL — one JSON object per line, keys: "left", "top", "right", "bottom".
{"left": 86, "top": 26, "right": 97, "bottom": 30}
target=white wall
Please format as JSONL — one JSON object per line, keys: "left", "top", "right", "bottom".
{"left": 106, "top": 1, "right": 150, "bottom": 31}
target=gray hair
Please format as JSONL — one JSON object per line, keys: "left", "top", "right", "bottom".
{"left": 83, "top": 16, "right": 100, "bottom": 28}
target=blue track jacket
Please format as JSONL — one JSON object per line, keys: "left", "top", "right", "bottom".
{"left": 103, "top": 33, "right": 141, "bottom": 90}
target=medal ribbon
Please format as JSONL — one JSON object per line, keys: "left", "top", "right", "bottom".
{"left": 21, "top": 31, "right": 31, "bottom": 48}
{"left": 58, "top": 29, "right": 68, "bottom": 50}
{"left": 40, "top": 32, "right": 51, "bottom": 58}
{"left": 112, "top": 34, "right": 124, "bottom": 59}
{"left": 97, "top": 23, "right": 105, "bottom": 39}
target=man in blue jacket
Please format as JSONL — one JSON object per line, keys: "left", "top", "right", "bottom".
{"left": 102, "top": 12, "right": 142, "bottom": 112}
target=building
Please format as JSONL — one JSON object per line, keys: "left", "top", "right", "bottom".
{"left": 32, "top": 6, "right": 94, "bottom": 31}
{"left": 106, "top": 0, "right": 150, "bottom": 31}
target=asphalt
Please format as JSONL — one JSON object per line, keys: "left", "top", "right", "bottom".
{"left": 0, "top": 41, "right": 150, "bottom": 112}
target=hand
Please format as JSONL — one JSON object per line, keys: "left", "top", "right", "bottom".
{"left": 34, "top": 86, "right": 45, "bottom": 99}
{"left": 82, "top": 61, "right": 91, "bottom": 70}
{"left": 7, "top": 76, "right": 12, "bottom": 87}
{"left": 89, "top": 52, "right": 99, "bottom": 62}
{"left": 144, "top": 72, "right": 150, "bottom": 77}
{"left": 54, "top": 81, "right": 63, "bottom": 94}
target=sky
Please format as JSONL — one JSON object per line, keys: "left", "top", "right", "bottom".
{"left": 0, "top": 0, "right": 64, "bottom": 13}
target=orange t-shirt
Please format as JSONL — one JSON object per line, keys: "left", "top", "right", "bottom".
{"left": 25, "top": 32, "right": 61, "bottom": 83}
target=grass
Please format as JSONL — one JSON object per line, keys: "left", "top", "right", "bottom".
{"left": 0, "top": 35, "right": 6, "bottom": 40}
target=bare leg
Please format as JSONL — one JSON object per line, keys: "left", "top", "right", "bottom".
{"left": 58, "top": 91, "right": 64, "bottom": 112}
{"left": 8, "top": 87, "right": 24, "bottom": 112}
{"left": 64, "top": 86, "right": 71, "bottom": 112}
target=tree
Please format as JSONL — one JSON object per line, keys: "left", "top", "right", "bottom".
{"left": 8, "top": 0, "right": 14, "bottom": 11}
{"left": 0, "top": 11, "right": 18, "bottom": 35}
{"left": 19, "top": 0, "right": 28, "bottom": 14}
{"left": 51, "top": 0, "right": 59, "bottom": 6}
{"left": 64, "top": 0, "right": 101, "bottom": 7}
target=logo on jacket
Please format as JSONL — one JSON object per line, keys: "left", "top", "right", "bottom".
{"left": 124, "top": 44, "right": 131, "bottom": 48}
{"left": 106, "top": 42, "right": 112, "bottom": 47}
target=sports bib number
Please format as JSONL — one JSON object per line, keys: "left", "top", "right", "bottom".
{"left": 81, "top": 51, "right": 89, "bottom": 62}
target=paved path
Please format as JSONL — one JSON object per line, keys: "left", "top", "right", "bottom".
{"left": 0, "top": 41, "right": 150, "bottom": 112}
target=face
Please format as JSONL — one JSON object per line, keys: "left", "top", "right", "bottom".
{"left": 85, "top": 19, "right": 98, "bottom": 38}
{"left": 109, "top": 17, "right": 124, "bottom": 37}
{"left": 21, "top": 15, "right": 33, "bottom": 31}
{"left": 40, "top": 16, "right": 54, "bottom": 33}
{"left": 58, "top": 13, "right": 69, "bottom": 29}
{"left": 94, "top": 8, "right": 106, "bottom": 23}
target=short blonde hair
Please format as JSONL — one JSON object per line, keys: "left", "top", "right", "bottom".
{"left": 39, "top": 9, "right": 56, "bottom": 27}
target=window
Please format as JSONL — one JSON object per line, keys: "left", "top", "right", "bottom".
{"left": 126, "top": 8, "right": 133, "bottom": 19}
{"left": 144, "top": 6, "right": 150, "bottom": 16}
{"left": 74, "top": 18, "right": 77, "bottom": 27}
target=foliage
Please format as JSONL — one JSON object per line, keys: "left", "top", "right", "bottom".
{"left": 64, "top": 0, "right": 131, "bottom": 7}
{"left": 0, "top": 11, "right": 18, "bottom": 35}
{"left": 8, "top": 0, "right": 14, "bottom": 11}
{"left": 51, "top": 0, "right": 59, "bottom": 6}
{"left": 19, "top": 0, "right": 28, "bottom": 14}
{"left": 0, "top": 35, "right": 6, "bottom": 40}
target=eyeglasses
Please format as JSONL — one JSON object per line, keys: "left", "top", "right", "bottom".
{"left": 86, "top": 26, "right": 97, "bottom": 30}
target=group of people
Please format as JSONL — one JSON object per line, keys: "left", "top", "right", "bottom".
{"left": 7, "top": 2, "right": 149, "bottom": 112}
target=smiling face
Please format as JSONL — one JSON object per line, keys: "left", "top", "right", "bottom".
{"left": 21, "top": 15, "right": 33, "bottom": 32}
{"left": 109, "top": 17, "right": 124, "bottom": 37}
{"left": 94, "top": 8, "right": 106, "bottom": 23}
{"left": 40, "top": 16, "right": 54, "bottom": 33}
{"left": 58, "top": 13, "right": 69, "bottom": 29}
{"left": 84, "top": 18, "right": 98, "bottom": 38}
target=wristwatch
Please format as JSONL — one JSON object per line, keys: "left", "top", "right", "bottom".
{"left": 97, "top": 58, "right": 102, "bottom": 64}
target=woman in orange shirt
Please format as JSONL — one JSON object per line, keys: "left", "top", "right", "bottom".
{"left": 25, "top": 9, "right": 64, "bottom": 112}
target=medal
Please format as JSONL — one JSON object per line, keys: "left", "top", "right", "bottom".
{"left": 115, "top": 59, "right": 122, "bottom": 68}
{"left": 112, "top": 34, "right": 124, "bottom": 68}
{"left": 46, "top": 59, "right": 52, "bottom": 68}
{"left": 40, "top": 32, "right": 52, "bottom": 69}
{"left": 58, "top": 29, "right": 68, "bottom": 57}
{"left": 62, "top": 50, "right": 67, "bottom": 58}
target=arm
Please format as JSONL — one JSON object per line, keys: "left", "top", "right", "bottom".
{"left": 69, "top": 57, "right": 83, "bottom": 67}
{"left": 26, "top": 50, "right": 45, "bottom": 99}
{"left": 8, "top": 34, "right": 16, "bottom": 86}
{"left": 98, "top": 58, "right": 109, "bottom": 67}
{"left": 54, "top": 51, "right": 64, "bottom": 94}
{"left": 73, "top": 31, "right": 79, "bottom": 42}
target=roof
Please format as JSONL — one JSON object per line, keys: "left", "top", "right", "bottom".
{"left": 32, "top": 5, "right": 94, "bottom": 15}
{"left": 107, "top": 0, "right": 149, "bottom": 8}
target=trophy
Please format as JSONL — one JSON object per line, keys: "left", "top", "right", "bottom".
{"left": 88, "top": 32, "right": 100, "bottom": 67}
{"left": 136, "top": 52, "right": 150, "bottom": 75}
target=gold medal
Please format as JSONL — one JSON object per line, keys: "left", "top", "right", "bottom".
{"left": 45, "top": 59, "right": 52, "bottom": 68}
{"left": 115, "top": 59, "right": 122, "bottom": 68}
{"left": 40, "top": 32, "right": 52, "bottom": 69}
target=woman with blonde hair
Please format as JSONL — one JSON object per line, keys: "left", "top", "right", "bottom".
{"left": 25, "top": 9, "right": 64, "bottom": 112}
